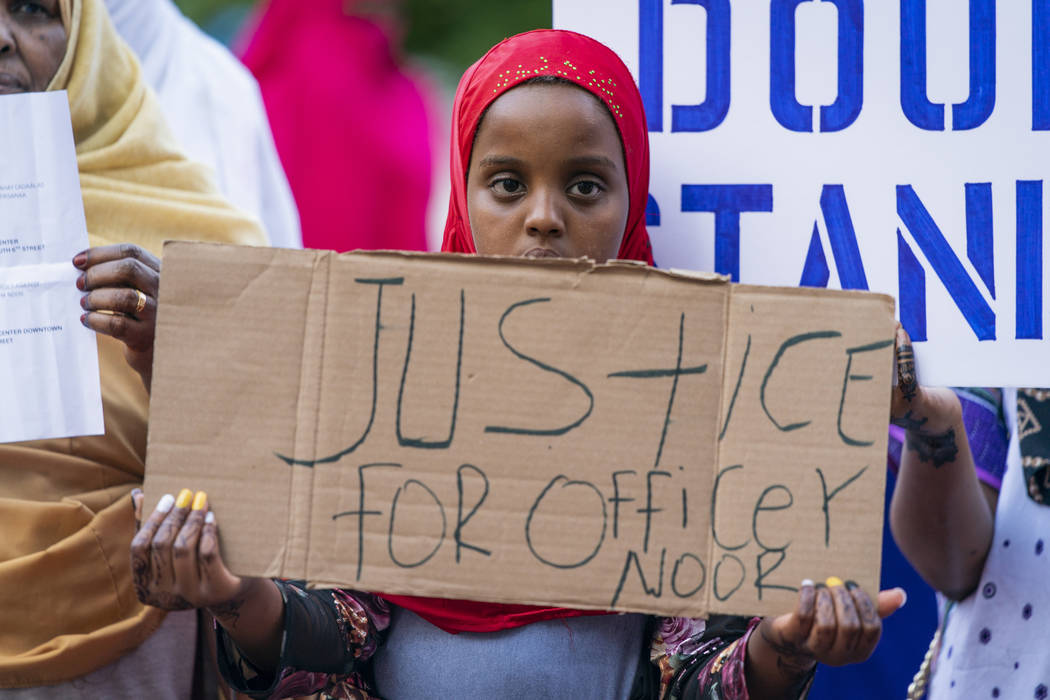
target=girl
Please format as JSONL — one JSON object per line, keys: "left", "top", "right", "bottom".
{"left": 132, "top": 29, "right": 908, "bottom": 699}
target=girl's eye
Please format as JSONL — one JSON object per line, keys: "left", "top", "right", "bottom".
{"left": 569, "top": 181, "right": 603, "bottom": 198}
{"left": 491, "top": 178, "right": 523, "bottom": 195}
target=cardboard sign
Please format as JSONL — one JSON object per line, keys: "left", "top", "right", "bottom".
{"left": 553, "top": 1, "right": 1049, "bottom": 387}
{"left": 144, "top": 242, "right": 894, "bottom": 618}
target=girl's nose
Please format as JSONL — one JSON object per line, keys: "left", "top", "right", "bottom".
{"left": 524, "top": 189, "right": 564, "bottom": 239}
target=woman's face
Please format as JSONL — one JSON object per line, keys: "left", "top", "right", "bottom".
{"left": 466, "top": 82, "right": 630, "bottom": 263}
{"left": 0, "top": 0, "right": 66, "bottom": 94}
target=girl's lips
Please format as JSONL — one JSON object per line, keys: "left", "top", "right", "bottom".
{"left": 523, "top": 247, "right": 559, "bottom": 258}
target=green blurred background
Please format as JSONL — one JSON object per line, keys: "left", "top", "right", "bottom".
{"left": 174, "top": 0, "right": 551, "bottom": 89}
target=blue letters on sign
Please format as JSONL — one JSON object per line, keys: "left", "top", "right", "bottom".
{"left": 672, "top": 0, "right": 731, "bottom": 132}
{"left": 1036, "top": 0, "right": 1050, "bottom": 130}
{"left": 799, "top": 224, "right": 831, "bottom": 288}
{"left": 820, "top": 185, "right": 868, "bottom": 288}
{"left": 770, "top": 0, "right": 864, "bottom": 132}
{"left": 639, "top": 0, "right": 664, "bottom": 132}
{"left": 681, "top": 185, "right": 773, "bottom": 281}
{"left": 797, "top": 186, "right": 869, "bottom": 289}
{"left": 965, "top": 183, "right": 995, "bottom": 298}
{"left": 897, "top": 229, "right": 928, "bottom": 341}
{"left": 639, "top": 0, "right": 732, "bottom": 132}
{"left": 896, "top": 185, "right": 996, "bottom": 340}
{"left": 900, "top": 0, "right": 996, "bottom": 131}
{"left": 1017, "top": 181, "right": 1043, "bottom": 339}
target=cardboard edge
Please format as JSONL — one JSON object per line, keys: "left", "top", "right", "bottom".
{"left": 164, "top": 243, "right": 733, "bottom": 290}
{"left": 347, "top": 249, "right": 599, "bottom": 272}
{"left": 666, "top": 267, "right": 730, "bottom": 283}
{"left": 732, "top": 282, "right": 896, "bottom": 309}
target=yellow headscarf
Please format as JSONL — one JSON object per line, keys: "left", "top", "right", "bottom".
{"left": 0, "top": 0, "right": 266, "bottom": 687}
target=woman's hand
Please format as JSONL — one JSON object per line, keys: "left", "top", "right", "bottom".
{"left": 130, "top": 488, "right": 249, "bottom": 612}
{"left": 746, "top": 580, "right": 906, "bottom": 698}
{"left": 74, "top": 244, "right": 160, "bottom": 391}
{"left": 888, "top": 325, "right": 993, "bottom": 599}
{"left": 890, "top": 324, "right": 961, "bottom": 440}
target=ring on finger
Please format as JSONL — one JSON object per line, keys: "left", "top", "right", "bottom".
{"left": 134, "top": 289, "right": 147, "bottom": 315}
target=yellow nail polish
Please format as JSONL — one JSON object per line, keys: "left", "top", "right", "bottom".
{"left": 175, "top": 488, "right": 193, "bottom": 509}
{"left": 825, "top": 576, "right": 845, "bottom": 588}
{"left": 191, "top": 491, "right": 207, "bottom": 511}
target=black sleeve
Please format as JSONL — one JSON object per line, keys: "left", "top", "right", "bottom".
{"left": 214, "top": 580, "right": 362, "bottom": 698}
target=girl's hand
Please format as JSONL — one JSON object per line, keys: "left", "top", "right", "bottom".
{"left": 754, "top": 579, "right": 906, "bottom": 675}
{"left": 74, "top": 244, "right": 160, "bottom": 391}
{"left": 130, "top": 489, "right": 286, "bottom": 667}
{"left": 130, "top": 488, "right": 251, "bottom": 613}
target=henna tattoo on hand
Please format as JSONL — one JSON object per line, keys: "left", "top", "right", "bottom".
{"left": 759, "top": 626, "right": 817, "bottom": 683}
{"left": 896, "top": 342, "right": 918, "bottom": 401}
{"left": 173, "top": 530, "right": 194, "bottom": 558}
{"left": 893, "top": 410, "right": 959, "bottom": 467}
{"left": 149, "top": 592, "right": 194, "bottom": 610}
{"left": 808, "top": 584, "right": 837, "bottom": 653}
{"left": 896, "top": 343, "right": 917, "bottom": 400}
{"left": 208, "top": 589, "right": 249, "bottom": 629}
{"left": 150, "top": 548, "right": 166, "bottom": 588}
{"left": 847, "top": 582, "right": 878, "bottom": 625}
{"left": 905, "top": 427, "right": 959, "bottom": 467}
{"left": 131, "top": 552, "right": 193, "bottom": 609}
{"left": 830, "top": 587, "right": 861, "bottom": 652}
{"left": 131, "top": 552, "right": 151, "bottom": 604}
{"left": 891, "top": 409, "right": 927, "bottom": 432}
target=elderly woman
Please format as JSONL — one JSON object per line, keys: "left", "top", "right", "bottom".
{"left": 0, "top": 0, "right": 264, "bottom": 697}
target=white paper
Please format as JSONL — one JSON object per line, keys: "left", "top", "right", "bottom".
{"left": 0, "top": 91, "right": 103, "bottom": 442}
{"left": 555, "top": 1, "right": 1050, "bottom": 387}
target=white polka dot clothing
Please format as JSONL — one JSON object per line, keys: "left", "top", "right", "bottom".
{"left": 929, "top": 390, "right": 1049, "bottom": 699}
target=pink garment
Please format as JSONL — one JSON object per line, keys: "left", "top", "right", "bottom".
{"left": 238, "top": 1, "right": 430, "bottom": 252}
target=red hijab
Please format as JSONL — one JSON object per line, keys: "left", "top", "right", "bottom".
{"left": 440, "top": 29, "right": 655, "bottom": 265}
{"left": 382, "top": 30, "right": 654, "bottom": 635}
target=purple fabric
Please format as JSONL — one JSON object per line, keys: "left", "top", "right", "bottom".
{"left": 887, "top": 389, "right": 1008, "bottom": 489}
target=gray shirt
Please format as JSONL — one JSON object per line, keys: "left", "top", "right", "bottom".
{"left": 374, "top": 607, "right": 648, "bottom": 699}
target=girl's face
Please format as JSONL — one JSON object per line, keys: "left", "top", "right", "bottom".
{"left": 0, "top": 0, "right": 66, "bottom": 94}
{"left": 466, "top": 82, "right": 630, "bottom": 263}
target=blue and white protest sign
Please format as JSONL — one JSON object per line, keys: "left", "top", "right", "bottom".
{"left": 555, "top": 0, "right": 1048, "bottom": 386}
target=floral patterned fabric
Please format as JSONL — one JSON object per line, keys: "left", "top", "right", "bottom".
{"left": 653, "top": 615, "right": 765, "bottom": 699}
{"left": 217, "top": 583, "right": 776, "bottom": 700}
